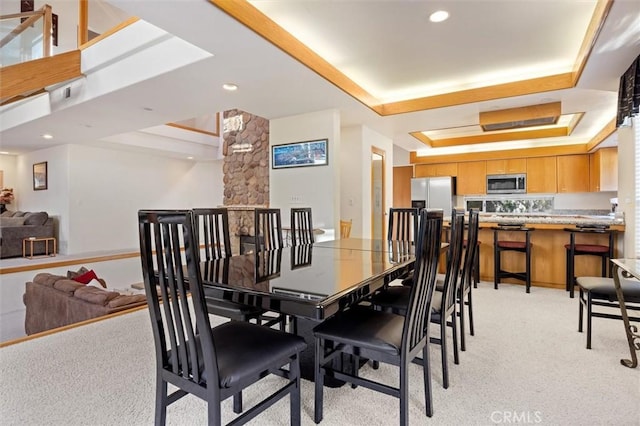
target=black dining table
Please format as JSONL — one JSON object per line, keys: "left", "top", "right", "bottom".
{"left": 200, "top": 239, "right": 416, "bottom": 383}
{"left": 201, "top": 239, "right": 415, "bottom": 320}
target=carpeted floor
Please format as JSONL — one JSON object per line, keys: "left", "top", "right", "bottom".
{"left": 1, "top": 282, "right": 638, "bottom": 425}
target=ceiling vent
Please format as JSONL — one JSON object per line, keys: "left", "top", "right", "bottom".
{"left": 480, "top": 102, "right": 561, "bottom": 132}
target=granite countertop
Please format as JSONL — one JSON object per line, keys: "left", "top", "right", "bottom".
{"left": 478, "top": 213, "right": 624, "bottom": 226}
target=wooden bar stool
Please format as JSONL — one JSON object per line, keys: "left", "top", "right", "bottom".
{"left": 493, "top": 225, "right": 534, "bottom": 293}
{"left": 564, "top": 226, "right": 614, "bottom": 298}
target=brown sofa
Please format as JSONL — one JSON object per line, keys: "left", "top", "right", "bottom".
{"left": 24, "top": 273, "right": 147, "bottom": 335}
{"left": 0, "top": 211, "right": 55, "bottom": 258}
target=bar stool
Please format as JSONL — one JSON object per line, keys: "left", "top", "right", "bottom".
{"left": 564, "top": 226, "right": 614, "bottom": 298}
{"left": 493, "top": 224, "right": 534, "bottom": 293}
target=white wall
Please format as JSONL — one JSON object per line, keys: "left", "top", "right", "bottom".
{"left": 617, "top": 119, "right": 637, "bottom": 257}
{"left": 15, "top": 144, "right": 223, "bottom": 254}
{"left": 393, "top": 145, "right": 411, "bottom": 166}
{"left": 340, "top": 125, "right": 394, "bottom": 238}
{"left": 0, "top": 155, "right": 18, "bottom": 196}
{"left": 269, "top": 109, "right": 341, "bottom": 231}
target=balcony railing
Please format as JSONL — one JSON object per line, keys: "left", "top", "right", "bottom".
{"left": 0, "top": 4, "right": 52, "bottom": 67}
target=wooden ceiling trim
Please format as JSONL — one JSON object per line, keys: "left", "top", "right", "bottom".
{"left": 428, "top": 127, "right": 569, "bottom": 148}
{"left": 409, "top": 131, "right": 434, "bottom": 147}
{"left": 0, "top": 50, "right": 82, "bottom": 100}
{"left": 410, "top": 144, "right": 589, "bottom": 164}
{"left": 210, "top": 0, "right": 381, "bottom": 109}
{"left": 479, "top": 102, "right": 561, "bottom": 126}
{"left": 572, "top": 0, "right": 614, "bottom": 84}
{"left": 567, "top": 112, "right": 585, "bottom": 134}
{"left": 379, "top": 73, "right": 574, "bottom": 115}
{"left": 585, "top": 118, "right": 616, "bottom": 151}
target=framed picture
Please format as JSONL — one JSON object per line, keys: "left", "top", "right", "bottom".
{"left": 33, "top": 162, "right": 48, "bottom": 191}
{"left": 272, "top": 138, "right": 328, "bottom": 169}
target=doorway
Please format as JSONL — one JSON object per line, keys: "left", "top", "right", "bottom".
{"left": 371, "top": 147, "right": 385, "bottom": 240}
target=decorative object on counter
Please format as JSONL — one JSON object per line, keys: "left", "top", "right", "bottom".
{"left": 32, "top": 161, "right": 47, "bottom": 190}
{"left": 564, "top": 226, "right": 615, "bottom": 298}
{"left": 340, "top": 219, "right": 352, "bottom": 238}
{"left": 493, "top": 225, "right": 535, "bottom": 293}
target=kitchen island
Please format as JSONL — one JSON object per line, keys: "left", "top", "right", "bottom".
{"left": 471, "top": 213, "right": 625, "bottom": 290}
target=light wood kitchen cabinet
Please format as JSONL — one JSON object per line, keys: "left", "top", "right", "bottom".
{"left": 415, "top": 163, "right": 457, "bottom": 177}
{"left": 526, "top": 156, "right": 557, "bottom": 193}
{"left": 456, "top": 161, "right": 486, "bottom": 195}
{"left": 589, "top": 147, "right": 618, "bottom": 192}
{"left": 393, "top": 165, "right": 413, "bottom": 207}
{"left": 486, "top": 158, "right": 526, "bottom": 175}
{"left": 557, "top": 154, "right": 590, "bottom": 193}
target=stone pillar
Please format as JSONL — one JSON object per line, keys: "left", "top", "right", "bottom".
{"left": 222, "top": 109, "right": 270, "bottom": 254}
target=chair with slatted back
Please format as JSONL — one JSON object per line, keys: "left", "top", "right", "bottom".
{"left": 255, "top": 208, "right": 284, "bottom": 251}
{"left": 458, "top": 209, "right": 480, "bottom": 351}
{"left": 313, "top": 209, "right": 444, "bottom": 425}
{"left": 192, "top": 208, "right": 264, "bottom": 323}
{"left": 388, "top": 207, "right": 419, "bottom": 285}
{"left": 138, "top": 210, "right": 307, "bottom": 426}
{"left": 369, "top": 208, "right": 465, "bottom": 389}
{"left": 290, "top": 207, "right": 314, "bottom": 246}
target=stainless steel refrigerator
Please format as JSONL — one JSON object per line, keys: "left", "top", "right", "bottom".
{"left": 410, "top": 177, "right": 455, "bottom": 213}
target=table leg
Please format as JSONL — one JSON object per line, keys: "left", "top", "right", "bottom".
{"left": 611, "top": 262, "right": 640, "bottom": 368}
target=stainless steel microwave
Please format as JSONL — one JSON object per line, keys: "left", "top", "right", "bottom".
{"left": 486, "top": 174, "right": 526, "bottom": 194}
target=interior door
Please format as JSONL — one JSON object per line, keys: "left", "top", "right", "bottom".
{"left": 371, "top": 148, "right": 385, "bottom": 240}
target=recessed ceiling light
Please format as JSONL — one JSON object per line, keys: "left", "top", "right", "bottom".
{"left": 429, "top": 10, "right": 449, "bottom": 23}
{"left": 0, "top": 151, "right": 9, "bottom": 155}
{"left": 42, "top": 134, "right": 53, "bottom": 139}
{"left": 187, "top": 156, "right": 194, "bottom": 160}
{"left": 223, "top": 83, "right": 238, "bottom": 91}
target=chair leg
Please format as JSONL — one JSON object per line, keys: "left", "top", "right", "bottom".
{"left": 314, "top": 338, "right": 325, "bottom": 424}
{"left": 578, "top": 288, "right": 584, "bottom": 333}
{"left": 232, "top": 392, "right": 242, "bottom": 414}
{"left": 459, "top": 292, "right": 466, "bottom": 352}
{"left": 351, "top": 355, "right": 359, "bottom": 389}
{"left": 155, "top": 379, "right": 168, "bottom": 426}
{"left": 586, "top": 292, "right": 593, "bottom": 349}
{"left": 525, "top": 244, "right": 531, "bottom": 293}
{"left": 422, "top": 345, "right": 433, "bottom": 417}
{"left": 451, "top": 311, "right": 459, "bottom": 365}
{"left": 400, "top": 363, "right": 409, "bottom": 426}
{"left": 440, "top": 321, "right": 449, "bottom": 389}
{"left": 468, "top": 287, "right": 475, "bottom": 336}
{"left": 207, "top": 401, "right": 222, "bottom": 426}
{"left": 291, "top": 355, "right": 302, "bottom": 426}
{"left": 473, "top": 249, "right": 480, "bottom": 288}
{"left": 494, "top": 246, "right": 500, "bottom": 290}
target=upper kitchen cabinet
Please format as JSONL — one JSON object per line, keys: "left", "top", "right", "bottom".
{"left": 557, "top": 154, "right": 590, "bottom": 193}
{"left": 486, "top": 158, "right": 526, "bottom": 175}
{"left": 457, "top": 161, "right": 486, "bottom": 195}
{"left": 415, "top": 163, "right": 458, "bottom": 177}
{"left": 527, "top": 156, "right": 557, "bottom": 193}
{"left": 589, "top": 147, "right": 618, "bottom": 192}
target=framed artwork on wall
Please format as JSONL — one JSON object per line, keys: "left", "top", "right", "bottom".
{"left": 272, "top": 138, "right": 328, "bottom": 169}
{"left": 33, "top": 162, "right": 47, "bottom": 191}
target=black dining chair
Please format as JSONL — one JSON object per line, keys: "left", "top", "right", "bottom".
{"left": 456, "top": 208, "right": 480, "bottom": 351}
{"left": 388, "top": 207, "right": 419, "bottom": 285}
{"left": 369, "top": 209, "right": 466, "bottom": 389}
{"left": 313, "top": 209, "right": 444, "bottom": 425}
{"left": 193, "top": 208, "right": 265, "bottom": 323}
{"left": 138, "top": 210, "right": 307, "bottom": 426}
{"left": 255, "top": 208, "right": 284, "bottom": 251}
{"left": 290, "top": 207, "right": 314, "bottom": 246}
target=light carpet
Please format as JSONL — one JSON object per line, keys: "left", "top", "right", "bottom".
{"left": 1, "top": 282, "right": 638, "bottom": 425}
